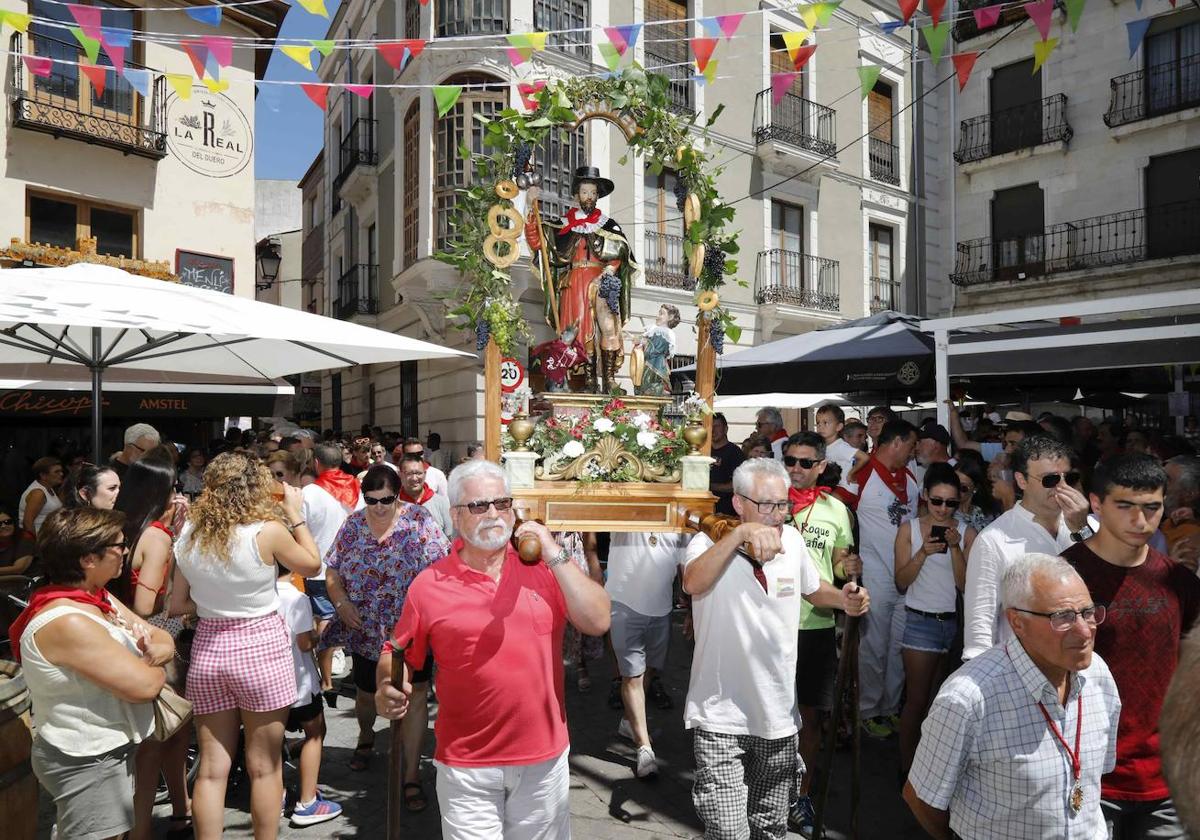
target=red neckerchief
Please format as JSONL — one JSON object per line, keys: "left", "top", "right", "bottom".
{"left": 562, "top": 208, "right": 602, "bottom": 232}
{"left": 790, "top": 485, "right": 833, "bottom": 531}
{"left": 9, "top": 586, "right": 116, "bottom": 663}
{"left": 769, "top": 429, "right": 789, "bottom": 444}
{"left": 864, "top": 455, "right": 913, "bottom": 506}
{"left": 314, "top": 467, "right": 360, "bottom": 511}
{"left": 399, "top": 484, "right": 435, "bottom": 505}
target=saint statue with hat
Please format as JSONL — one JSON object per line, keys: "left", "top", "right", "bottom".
{"left": 525, "top": 166, "right": 638, "bottom": 393}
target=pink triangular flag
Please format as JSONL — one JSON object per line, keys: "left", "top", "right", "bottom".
{"left": 517, "top": 80, "right": 545, "bottom": 111}
{"left": 926, "top": 0, "right": 947, "bottom": 26}
{"left": 105, "top": 43, "right": 124, "bottom": 76}
{"left": 201, "top": 36, "right": 233, "bottom": 67}
{"left": 505, "top": 46, "right": 527, "bottom": 66}
{"left": 973, "top": 4, "right": 1002, "bottom": 28}
{"left": 346, "top": 84, "right": 373, "bottom": 99}
{"left": 67, "top": 4, "right": 101, "bottom": 39}
{"left": 603, "top": 26, "right": 628, "bottom": 56}
{"left": 1024, "top": 0, "right": 1055, "bottom": 40}
{"left": 899, "top": 0, "right": 920, "bottom": 23}
{"left": 952, "top": 52, "right": 979, "bottom": 91}
{"left": 771, "top": 71, "right": 801, "bottom": 104}
{"left": 690, "top": 37, "right": 719, "bottom": 73}
{"left": 81, "top": 62, "right": 106, "bottom": 96}
{"left": 716, "top": 13, "right": 745, "bottom": 40}
{"left": 22, "top": 55, "right": 52, "bottom": 78}
{"left": 300, "top": 83, "right": 328, "bottom": 110}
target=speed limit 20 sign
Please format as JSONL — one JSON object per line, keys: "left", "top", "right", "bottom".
{"left": 499, "top": 357, "right": 525, "bottom": 393}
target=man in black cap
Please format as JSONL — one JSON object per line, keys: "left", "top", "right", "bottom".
{"left": 915, "top": 423, "right": 954, "bottom": 486}
{"left": 526, "top": 166, "right": 638, "bottom": 392}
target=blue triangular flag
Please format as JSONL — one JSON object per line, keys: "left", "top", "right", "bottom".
{"left": 880, "top": 20, "right": 905, "bottom": 35}
{"left": 123, "top": 67, "right": 151, "bottom": 97}
{"left": 1134, "top": 0, "right": 1142, "bottom": 9}
{"left": 100, "top": 26, "right": 132, "bottom": 48}
{"left": 615, "top": 23, "right": 643, "bottom": 51}
{"left": 205, "top": 51, "right": 221, "bottom": 80}
{"left": 1126, "top": 18, "right": 1152, "bottom": 59}
{"left": 185, "top": 6, "right": 222, "bottom": 26}
{"left": 699, "top": 17, "right": 722, "bottom": 38}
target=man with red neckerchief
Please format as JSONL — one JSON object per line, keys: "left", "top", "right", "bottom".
{"left": 398, "top": 457, "right": 453, "bottom": 539}
{"left": 855, "top": 419, "right": 919, "bottom": 739}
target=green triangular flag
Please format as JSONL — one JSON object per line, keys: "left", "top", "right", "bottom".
{"left": 922, "top": 22, "right": 951, "bottom": 65}
{"left": 311, "top": 39, "right": 334, "bottom": 57}
{"left": 70, "top": 26, "right": 101, "bottom": 64}
{"left": 857, "top": 65, "right": 882, "bottom": 99}
{"left": 597, "top": 41, "right": 620, "bottom": 71}
{"left": 433, "top": 85, "right": 462, "bottom": 118}
{"left": 1064, "top": 0, "right": 1086, "bottom": 32}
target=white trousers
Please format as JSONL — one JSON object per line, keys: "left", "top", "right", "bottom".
{"left": 435, "top": 748, "right": 572, "bottom": 840}
{"left": 857, "top": 560, "right": 906, "bottom": 718}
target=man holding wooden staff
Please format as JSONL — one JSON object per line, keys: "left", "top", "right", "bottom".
{"left": 375, "top": 460, "right": 610, "bottom": 839}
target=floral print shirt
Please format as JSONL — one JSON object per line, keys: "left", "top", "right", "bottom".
{"left": 321, "top": 505, "right": 451, "bottom": 660}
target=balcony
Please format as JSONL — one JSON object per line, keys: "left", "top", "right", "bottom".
{"left": 334, "top": 118, "right": 377, "bottom": 207}
{"left": 9, "top": 33, "right": 166, "bottom": 159}
{"left": 645, "top": 50, "right": 693, "bottom": 117}
{"left": 954, "top": 94, "right": 1071, "bottom": 165}
{"left": 435, "top": 0, "right": 509, "bottom": 37}
{"left": 755, "top": 249, "right": 840, "bottom": 312}
{"left": 753, "top": 88, "right": 837, "bottom": 177}
{"left": 644, "top": 231, "right": 694, "bottom": 291}
{"left": 870, "top": 276, "right": 902, "bottom": 313}
{"left": 1104, "top": 55, "right": 1200, "bottom": 128}
{"left": 954, "top": 0, "right": 1037, "bottom": 41}
{"left": 334, "top": 264, "right": 380, "bottom": 319}
{"left": 950, "top": 199, "right": 1200, "bottom": 287}
{"left": 868, "top": 137, "right": 900, "bottom": 186}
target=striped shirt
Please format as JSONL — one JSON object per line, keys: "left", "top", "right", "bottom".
{"left": 909, "top": 640, "right": 1121, "bottom": 840}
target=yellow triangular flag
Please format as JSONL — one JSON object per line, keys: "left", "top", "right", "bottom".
{"left": 295, "top": 0, "right": 329, "bottom": 18}
{"left": 780, "top": 30, "right": 811, "bottom": 66}
{"left": 528, "top": 32, "right": 549, "bottom": 51}
{"left": 1032, "top": 37, "right": 1057, "bottom": 74}
{"left": 703, "top": 59, "right": 718, "bottom": 85}
{"left": 166, "top": 73, "right": 192, "bottom": 100}
{"left": 204, "top": 77, "right": 229, "bottom": 93}
{"left": 280, "top": 44, "right": 314, "bottom": 70}
{"left": 798, "top": 4, "right": 820, "bottom": 30}
{"left": 2, "top": 11, "right": 33, "bottom": 33}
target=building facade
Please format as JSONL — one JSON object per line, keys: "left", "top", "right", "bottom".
{"left": 309, "top": 0, "right": 953, "bottom": 448}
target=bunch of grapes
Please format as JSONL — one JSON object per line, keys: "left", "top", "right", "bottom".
{"left": 512, "top": 143, "right": 534, "bottom": 179}
{"left": 709, "top": 320, "right": 725, "bottom": 355}
{"left": 475, "top": 319, "right": 491, "bottom": 352}
{"left": 673, "top": 178, "right": 689, "bottom": 212}
{"left": 703, "top": 241, "right": 725, "bottom": 280}
{"left": 599, "top": 274, "right": 622, "bottom": 315}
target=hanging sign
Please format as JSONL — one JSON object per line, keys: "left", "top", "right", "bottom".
{"left": 166, "top": 87, "right": 252, "bottom": 177}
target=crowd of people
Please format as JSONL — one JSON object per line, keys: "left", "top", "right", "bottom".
{"left": 2, "top": 402, "right": 1200, "bottom": 840}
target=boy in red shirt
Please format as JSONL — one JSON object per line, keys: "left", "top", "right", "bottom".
{"left": 1062, "top": 453, "right": 1200, "bottom": 839}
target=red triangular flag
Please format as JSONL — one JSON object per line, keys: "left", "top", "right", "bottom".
{"left": 926, "top": 0, "right": 947, "bottom": 26}
{"left": 899, "top": 0, "right": 920, "bottom": 23}
{"left": 181, "top": 40, "right": 209, "bottom": 79}
{"left": 22, "top": 55, "right": 52, "bottom": 78}
{"left": 793, "top": 44, "right": 817, "bottom": 71}
{"left": 81, "top": 62, "right": 106, "bottom": 96}
{"left": 951, "top": 52, "right": 978, "bottom": 91}
{"left": 377, "top": 42, "right": 406, "bottom": 69}
{"left": 301, "top": 83, "right": 328, "bottom": 110}
{"left": 690, "top": 37, "right": 719, "bottom": 73}
{"left": 517, "top": 81, "right": 545, "bottom": 111}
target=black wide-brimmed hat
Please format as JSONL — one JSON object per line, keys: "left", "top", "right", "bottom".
{"left": 570, "top": 166, "right": 614, "bottom": 198}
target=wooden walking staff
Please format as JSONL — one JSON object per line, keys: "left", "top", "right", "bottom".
{"left": 387, "top": 641, "right": 408, "bottom": 840}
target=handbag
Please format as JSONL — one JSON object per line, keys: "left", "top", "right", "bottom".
{"left": 151, "top": 682, "right": 193, "bottom": 741}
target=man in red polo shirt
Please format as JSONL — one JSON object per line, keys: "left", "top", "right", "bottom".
{"left": 376, "top": 460, "right": 611, "bottom": 839}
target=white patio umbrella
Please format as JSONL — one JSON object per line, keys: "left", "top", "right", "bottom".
{"left": 0, "top": 263, "right": 472, "bottom": 459}
{"left": 712, "top": 393, "right": 849, "bottom": 410}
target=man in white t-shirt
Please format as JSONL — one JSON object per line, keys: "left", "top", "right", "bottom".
{"left": 855, "top": 419, "right": 918, "bottom": 739}
{"left": 683, "top": 458, "right": 870, "bottom": 840}
{"left": 606, "top": 531, "right": 687, "bottom": 779}
{"left": 815, "top": 404, "right": 867, "bottom": 495}
{"left": 398, "top": 438, "right": 448, "bottom": 498}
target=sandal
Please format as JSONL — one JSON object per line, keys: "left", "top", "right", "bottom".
{"left": 402, "top": 782, "right": 429, "bottom": 813}
{"left": 349, "top": 743, "right": 373, "bottom": 772}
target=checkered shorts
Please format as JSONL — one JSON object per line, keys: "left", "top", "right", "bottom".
{"left": 186, "top": 612, "right": 297, "bottom": 717}
{"left": 692, "top": 728, "right": 798, "bottom": 840}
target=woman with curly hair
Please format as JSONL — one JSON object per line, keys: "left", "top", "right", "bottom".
{"left": 170, "top": 452, "right": 321, "bottom": 840}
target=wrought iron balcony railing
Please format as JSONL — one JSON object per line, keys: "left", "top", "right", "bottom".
{"left": 645, "top": 50, "right": 693, "bottom": 117}
{"left": 435, "top": 0, "right": 509, "bottom": 37}
{"left": 753, "top": 88, "right": 837, "bottom": 158}
{"left": 1104, "top": 54, "right": 1200, "bottom": 128}
{"left": 870, "top": 276, "right": 902, "bottom": 313}
{"left": 644, "top": 231, "right": 694, "bottom": 291}
{"left": 950, "top": 199, "right": 1200, "bottom": 287}
{"left": 755, "top": 249, "right": 840, "bottom": 311}
{"left": 9, "top": 32, "right": 166, "bottom": 159}
{"left": 869, "top": 137, "right": 900, "bottom": 185}
{"left": 954, "top": 94, "right": 1071, "bottom": 164}
{"left": 334, "top": 264, "right": 380, "bottom": 318}
{"left": 334, "top": 118, "right": 377, "bottom": 191}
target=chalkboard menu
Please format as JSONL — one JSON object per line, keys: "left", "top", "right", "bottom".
{"left": 175, "top": 250, "right": 234, "bottom": 294}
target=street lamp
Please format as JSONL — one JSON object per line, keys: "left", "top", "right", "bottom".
{"left": 256, "top": 238, "right": 282, "bottom": 292}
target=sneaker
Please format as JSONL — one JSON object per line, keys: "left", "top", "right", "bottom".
{"left": 634, "top": 745, "right": 658, "bottom": 779}
{"left": 290, "top": 792, "right": 344, "bottom": 827}
{"left": 861, "top": 716, "right": 892, "bottom": 739}
{"left": 617, "top": 717, "right": 634, "bottom": 741}
{"left": 788, "top": 794, "right": 817, "bottom": 837}
{"left": 330, "top": 649, "right": 350, "bottom": 679}
{"left": 607, "top": 677, "right": 624, "bottom": 710}
{"left": 648, "top": 677, "right": 674, "bottom": 710}
{"left": 886, "top": 714, "right": 901, "bottom": 734}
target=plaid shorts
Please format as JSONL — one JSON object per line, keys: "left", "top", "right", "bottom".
{"left": 186, "top": 612, "right": 297, "bottom": 717}
{"left": 692, "top": 728, "right": 798, "bottom": 840}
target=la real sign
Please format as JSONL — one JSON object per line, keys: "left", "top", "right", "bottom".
{"left": 166, "top": 88, "right": 253, "bottom": 178}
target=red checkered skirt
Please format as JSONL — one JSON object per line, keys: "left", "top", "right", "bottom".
{"left": 186, "top": 612, "right": 298, "bottom": 717}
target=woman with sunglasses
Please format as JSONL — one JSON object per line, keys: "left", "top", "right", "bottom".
{"left": 893, "top": 462, "right": 978, "bottom": 778}
{"left": 0, "top": 505, "right": 35, "bottom": 578}
{"left": 319, "top": 464, "right": 449, "bottom": 794}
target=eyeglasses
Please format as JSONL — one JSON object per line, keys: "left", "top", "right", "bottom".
{"left": 960, "top": 483, "right": 975, "bottom": 495}
{"left": 927, "top": 497, "right": 960, "bottom": 509}
{"left": 0, "top": 519, "right": 13, "bottom": 527}
{"left": 272, "top": 470, "right": 286, "bottom": 479}
{"left": 1034, "top": 471, "right": 1082, "bottom": 489}
{"left": 363, "top": 495, "right": 398, "bottom": 506}
{"left": 454, "top": 497, "right": 515, "bottom": 514}
{"left": 129, "top": 442, "right": 147, "bottom": 454}
{"left": 1011, "top": 605, "right": 1106, "bottom": 631}
{"left": 738, "top": 494, "right": 791, "bottom": 515}
{"left": 783, "top": 456, "right": 820, "bottom": 469}
{"left": 100, "top": 541, "right": 128, "bottom": 552}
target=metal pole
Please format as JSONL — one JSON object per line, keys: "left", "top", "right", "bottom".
{"left": 387, "top": 652, "right": 404, "bottom": 840}
{"left": 935, "top": 329, "right": 950, "bottom": 429}
{"left": 91, "top": 327, "right": 103, "bottom": 463}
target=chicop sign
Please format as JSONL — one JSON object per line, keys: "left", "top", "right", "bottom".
{"left": 166, "top": 88, "right": 253, "bottom": 178}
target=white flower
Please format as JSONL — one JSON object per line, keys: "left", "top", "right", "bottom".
{"left": 631, "top": 412, "right": 652, "bottom": 430}
{"left": 562, "top": 440, "right": 585, "bottom": 458}
{"left": 593, "top": 418, "right": 615, "bottom": 433}
{"left": 636, "top": 431, "right": 659, "bottom": 450}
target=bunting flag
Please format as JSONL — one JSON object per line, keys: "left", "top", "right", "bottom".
{"left": 528, "top": 32, "right": 548, "bottom": 51}
{"left": 812, "top": 2, "right": 841, "bottom": 26}
{"left": 123, "top": 66, "right": 152, "bottom": 97}
{"left": 1024, "top": 0, "right": 1055, "bottom": 41}
{"left": 202, "top": 36, "right": 233, "bottom": 67}
{"left": 922, "top": 21, "right": 950, "bottom": 64}
{"left": 898, "top": 0, "right": 920, "bottom": 23}
{"left": 295, "top": 0, "right": 329, "bottom": 17}
{"left": 166, "top": 73, "right": 192, "bottom": 99}
{"left": 22, "top": 54, "right": 52, "bottom": 78}
{"left": 1126, "top": 18, "right": 1152, "bottom": 58}
{"left": 973, "top": 4, "right": 1002, "bottom": 28}
{"left": 71, "top": 27, "right": 102, "bottom": 65}
{"left": 68, "top": 4, "right": 101, "bottom": 39}
{"left": 780, "top": 30, "right": 811, "bottom": 66}
{"left": 716, "top": 13, "right": 745, "bottom": 40}
{"left": 301, "top": 82, "right": 329, "bottom": 109}
{"left": 770, "top": 70, "right": 801, "bottom": 104}
{"left": 690, "top": 37, "right": 718, "bottom": 73}
{"left": 184, "top": 6, "right": 221, "bottom": 26}
{"left": 951, "top": 51, "right": 978, "bottom": 91}
{"left": 858, "top": 65, "right": 883, "bottom": 98}
{"left": 433, "top": 84, "right": 462, "bottom": 118}
{"left": 927, "top": 0, "right": 947, "bottom": 26}
{"left": 798, "top": 4, "right": 821, "bottom": 29}
{"left": 1064, "top": 0, "right": 1086, "bottom": 32}
{"left": 791, "top": 43, "right": 817, "bottom": 71}
{"left": 517, "top": 80, "right": 545, "bottom": 111}
{"left": 346, "top": 83, "right": 373, "bottom": 98}
{"left": 181, "top": 40, "right": 209, "bottom": 79}
{"left": 603, "top": 23, "right": 643, "bottom": 56}
{"left": 81, "top": 62, "right": 106, "bottom": 96}
{"left": 699, "top": 17, "right": 722, "bottom": 38}
{"left": 597, "top": 41, "right": 621, "bottom": 71}
{"left": 100, "top": 26, "right": 132, "bottom": 48}
{"left": 0, "top": 11, "right": 32, "bottom": 33}
{"left": 880, "top": 20, "right": 905, "bottom": 35}
{"left": 506, "top": 33, "right": 534, "bottom": 61}
{"left": 1134, "top": 0, "right": 1142, "bottom": 8}
{"left": 205, "top": 51, "right": 221, "bottom": 80}
{"left": 1032, "top": 37, "right": 1057, "bottom": 72}
{"left": 203, "top": 77, "right": 229, "bottom": 93}
{"left": 312, "top": 39, "right": 334, "bottom": 57}
{"left": 105, "top": 43, "right": 125, "bottom": 75}
{"left": 692, "top": 59, "right": 718, "bottom": 86}
{"left": 280, "top": 44, "right": 315, "bottom": 70}
{"left": 506, "top": 47, "right": 528, "bottom": 67}
{"left": 378, "top": 41, "right": 421, "bottom": 70}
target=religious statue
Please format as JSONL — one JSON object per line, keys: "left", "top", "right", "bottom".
{"left": 525, "top": 166, "right": 637, "bottom": 393}
{"left": 532, "top": 325, "right": 588, "bottom": 392}
{"left": 631, "top": 304, "right": 681, "bottom": 397}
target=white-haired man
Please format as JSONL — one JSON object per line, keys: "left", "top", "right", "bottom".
{"left": 756, "top": 407, "right": 789, "bottom": 460}
{"left": 375, "top": 460, "right": 610, "bottom": 839}
{"left": 108, "top": 422, "right": 160, "bottom": 480}
{"left": 904, "top": 553, "right": 1121, "bottom": 840}
{"left": 684, "top": 458, "right": 869, "bottom": 840}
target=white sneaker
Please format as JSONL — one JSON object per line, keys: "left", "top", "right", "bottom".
{"left": 331, "top": 649, "right": 350, "bottom": 679}
{"left": 635, "top": 745, "right": 658, "bottom": 778}
{"left": 617, "top": 718, "right": 634, "bottom": 741}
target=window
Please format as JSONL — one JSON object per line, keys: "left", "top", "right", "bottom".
{"left": 868, "top": 81, "right": 893, "bottom": 142}
{"left": 769, "top": 32, "right": 796, "bottom": 77}
{"left": 643, "top": 170, "right": 689, "bottom": 288}
{"left": 1145, "top": 147, "right": 1200, "bottom": 259}
{"left": 403, "top": 101, "right": 421, "bottom": 268}
{"left": 990, "top": 58, "right": 1040, "bottom": 155}
{"left": 435, "top": 0, "right": 508, "bottom": 37}
{"left": 771, "top": 201, "right": 804, "bottom": 253}
{"left": 1145, "top": 20, "right": 1200, "bottom": 116}
{"left": 991, "top": 183, "right": 1044, "bottom": 279}
{"left": 536, "top": 127, "right": 587, "bottom": 223}
{"left": 644, "top": 170, "right": 684, "bottom": 238}
{"left": 30, "top": 0, "right": 138, "bottom": 119}
{"left": 399, "top": 361, "right": 419, "bottom": 439}
{"left": 645, "top": 0, "right": 691, "bottom": 114}
{"left": 435, "top": 74, "right": 506, "bottom": 250}
{"left": 534, "top": 0, "right": 589, "bottom": 55}
{"left": 869, "top": 224, "right": 898, "bottom": 312}
{"left": 404, "top": 0, "right": 422, "bottom": 41}
{"left": 28, "top": 192, "right": 137, "bottom": 257}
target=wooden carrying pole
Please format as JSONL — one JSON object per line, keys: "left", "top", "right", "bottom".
{"left": 387, "top": 652, "right": 405, "bottom": 840}
{"left": 695, "top": 314, "right": 716, "bottom": 457}
{"left": 484, "top": 335, "right": 502, "bottom": 462}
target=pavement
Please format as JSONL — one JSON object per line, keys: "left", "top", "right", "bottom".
{"left": 37, "top": 614, "right": 928, "bottom": 839}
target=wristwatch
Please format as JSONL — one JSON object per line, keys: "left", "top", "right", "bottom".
{"left": 1070, "top": 523, "right": 1095, "bottom": 543}
{"left": 544, "top": 547, "right": 571, "bottom": 569}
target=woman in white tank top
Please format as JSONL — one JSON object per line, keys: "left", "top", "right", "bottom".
{"left": 893, "top": 462, "right": 977, "bottom": 778}
{"left": 19, "top": 456, "right": 66, "bottom": 536}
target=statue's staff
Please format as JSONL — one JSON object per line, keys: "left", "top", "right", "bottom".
{"left": 523, "top": 180, "right": 561, "bottom": 335}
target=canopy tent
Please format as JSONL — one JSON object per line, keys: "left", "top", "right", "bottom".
{"left": 712, "top": 393, "right": 848, "bottom": 409}
{"left": 0, "top": 264, "right": 472, "bottom": 459}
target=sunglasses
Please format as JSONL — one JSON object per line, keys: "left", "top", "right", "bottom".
{"left": 960, "top": 483, "right": 974, "bottom": 495}
{"left": 783, "top": 456, "right": 820, "bottom": 469}
{"left": 363, "top": 495, "right": 398, "bottom": 506}
{"left": 927, "top": 497, "right": 960, "bottom": 509}
{"left": 1036, "top": 471, "right": 1081, "bottom": 489}
{"left": 0, "top": 519, "right": 13, "bottom": 527}
{"left": 454, "top": 497, "right": 515, "bottom": 514}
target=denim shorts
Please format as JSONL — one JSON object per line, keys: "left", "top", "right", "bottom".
{"left": 306, "top": 578, "right": 336, "bottom": 619}
{"left": 901, "top": 607, "right": 958, "bottom": 654}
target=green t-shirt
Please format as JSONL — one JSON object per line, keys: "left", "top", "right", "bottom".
{"left": 793, "top": 495, "right": 853, "bottom": 631}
